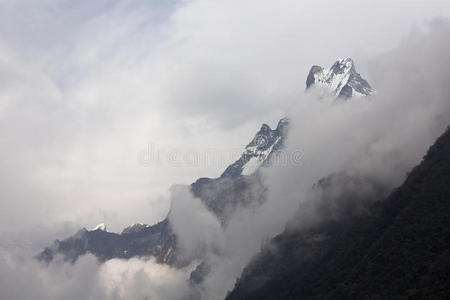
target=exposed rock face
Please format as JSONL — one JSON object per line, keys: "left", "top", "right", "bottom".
{"left": 306, "top": 65, "right": 324, "bottom": 88}
{"left": 37, "top": 219, "right": 177, "bottom": 265}
{"left": 221, "top": 118, "right": 289, "bottom": 178}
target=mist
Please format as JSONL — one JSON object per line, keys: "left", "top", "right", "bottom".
{"left": 1, "top": 0, "right": 449, "bottom": 233}
{"left": 0, "top": 249, "right": 197, "bottom": 300}
{"left": 168, "top": 20, "right": 450, "bottom": 299}
{"left": 0, "top": 1, "right": 450, "bottom": 300}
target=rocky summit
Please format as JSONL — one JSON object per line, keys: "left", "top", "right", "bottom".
{"left": 306, "top": 58, "right": 375, "bottom": 98}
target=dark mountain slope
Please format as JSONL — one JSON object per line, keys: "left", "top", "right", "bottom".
{"left": 227, "top": 126, "right": 450, "bottom": 300}
{"left": 38, "top": 219, "right": 177, "bottom": 265}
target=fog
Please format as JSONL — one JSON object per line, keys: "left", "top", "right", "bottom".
{"left": 168, "top": 20, "right": 450, "bottom": 299}
{"left": 0, "top": 0, "right": 449, "bottom": 233}
{"left": 0, "top": 0, "right": 450, "bottom": 299}
{"left": 0, "top": 249, "right": 196, "bottom": 300}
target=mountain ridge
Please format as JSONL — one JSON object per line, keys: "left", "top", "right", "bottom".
{"left": 37, "top": 58, "right": 375, "bottom": 267}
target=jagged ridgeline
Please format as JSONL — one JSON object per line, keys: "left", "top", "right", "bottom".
{"left": 306, "top": 58, "right": 375, "bottom": 98}
{"left": 37, "top": 58, "right": 374, "bottom": 267}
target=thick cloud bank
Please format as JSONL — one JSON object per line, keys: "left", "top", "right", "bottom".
{"left": 0, "top": 247, "right": 196, "bottom": 300}
{"left": 1, "top": 5, "right": 450, "bottom": 300}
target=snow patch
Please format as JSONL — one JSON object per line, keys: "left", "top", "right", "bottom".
{"left": 310, "top": 57, "right": 374, "bottom": 98}
{"left": 91, "top": 223, "right": 107, "bottom": 232}
{"left": 241, "top": 137, "right": 280, "bottom": 175}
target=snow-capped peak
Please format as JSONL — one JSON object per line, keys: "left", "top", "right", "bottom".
{"left": 306, "top": 57, "right": 374, "bottom": 98}
{"left": 221, "top": 119, "right": 289, "bottom": 177}
{"left": 222, "top": 58, "right": 373, "bottom": 178}
{"left": 91, "top": 223, "right": 107, "bottom": 232}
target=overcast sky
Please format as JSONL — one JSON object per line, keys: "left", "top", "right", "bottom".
{"left": 0, "top": 0, "right": 449, "bottom": 238}
{"left": 1, "top": 1, "right": 450, "bottom": 300}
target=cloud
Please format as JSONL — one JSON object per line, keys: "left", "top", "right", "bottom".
{"left": 166, "top": 19, "right": 450, "bottom": 299}
{"left": 0, "top": 1, "right": 449, "bottom": 299}
{"left": 0, "top": 245, "right": 196, "bottom": 300}
{"left": 0, "top": 0, "right": 449, "bottom": 232}
{"left": 168, "top": 185, "right": 223, "bottom": 260}
{"left": 0, "top": 248, "right": 105, "bottom": 300}
{"left": 98, "top": 257, "right": 195, "bottom": 300}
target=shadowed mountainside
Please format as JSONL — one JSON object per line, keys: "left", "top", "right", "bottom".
{"left": 227, "top": 126, "right": 450, "bottom": 300}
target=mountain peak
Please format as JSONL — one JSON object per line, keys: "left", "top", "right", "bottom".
{"left": 221, "top": 121, "right": 286, "bottom": 177}
{"left": 259, "top": 123, "right": 272, "bottom": 134}
{"left": 330, "top": 57, "right": 355, "bottom": 73}
{"left": 276, "top": 117, "right": 289, "bottom": 133}
{"left": 306, "top": 58, "right": 374, "bottom": 98}
{"left": 221, "top": 58, "right": 374, "bottom": 178}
